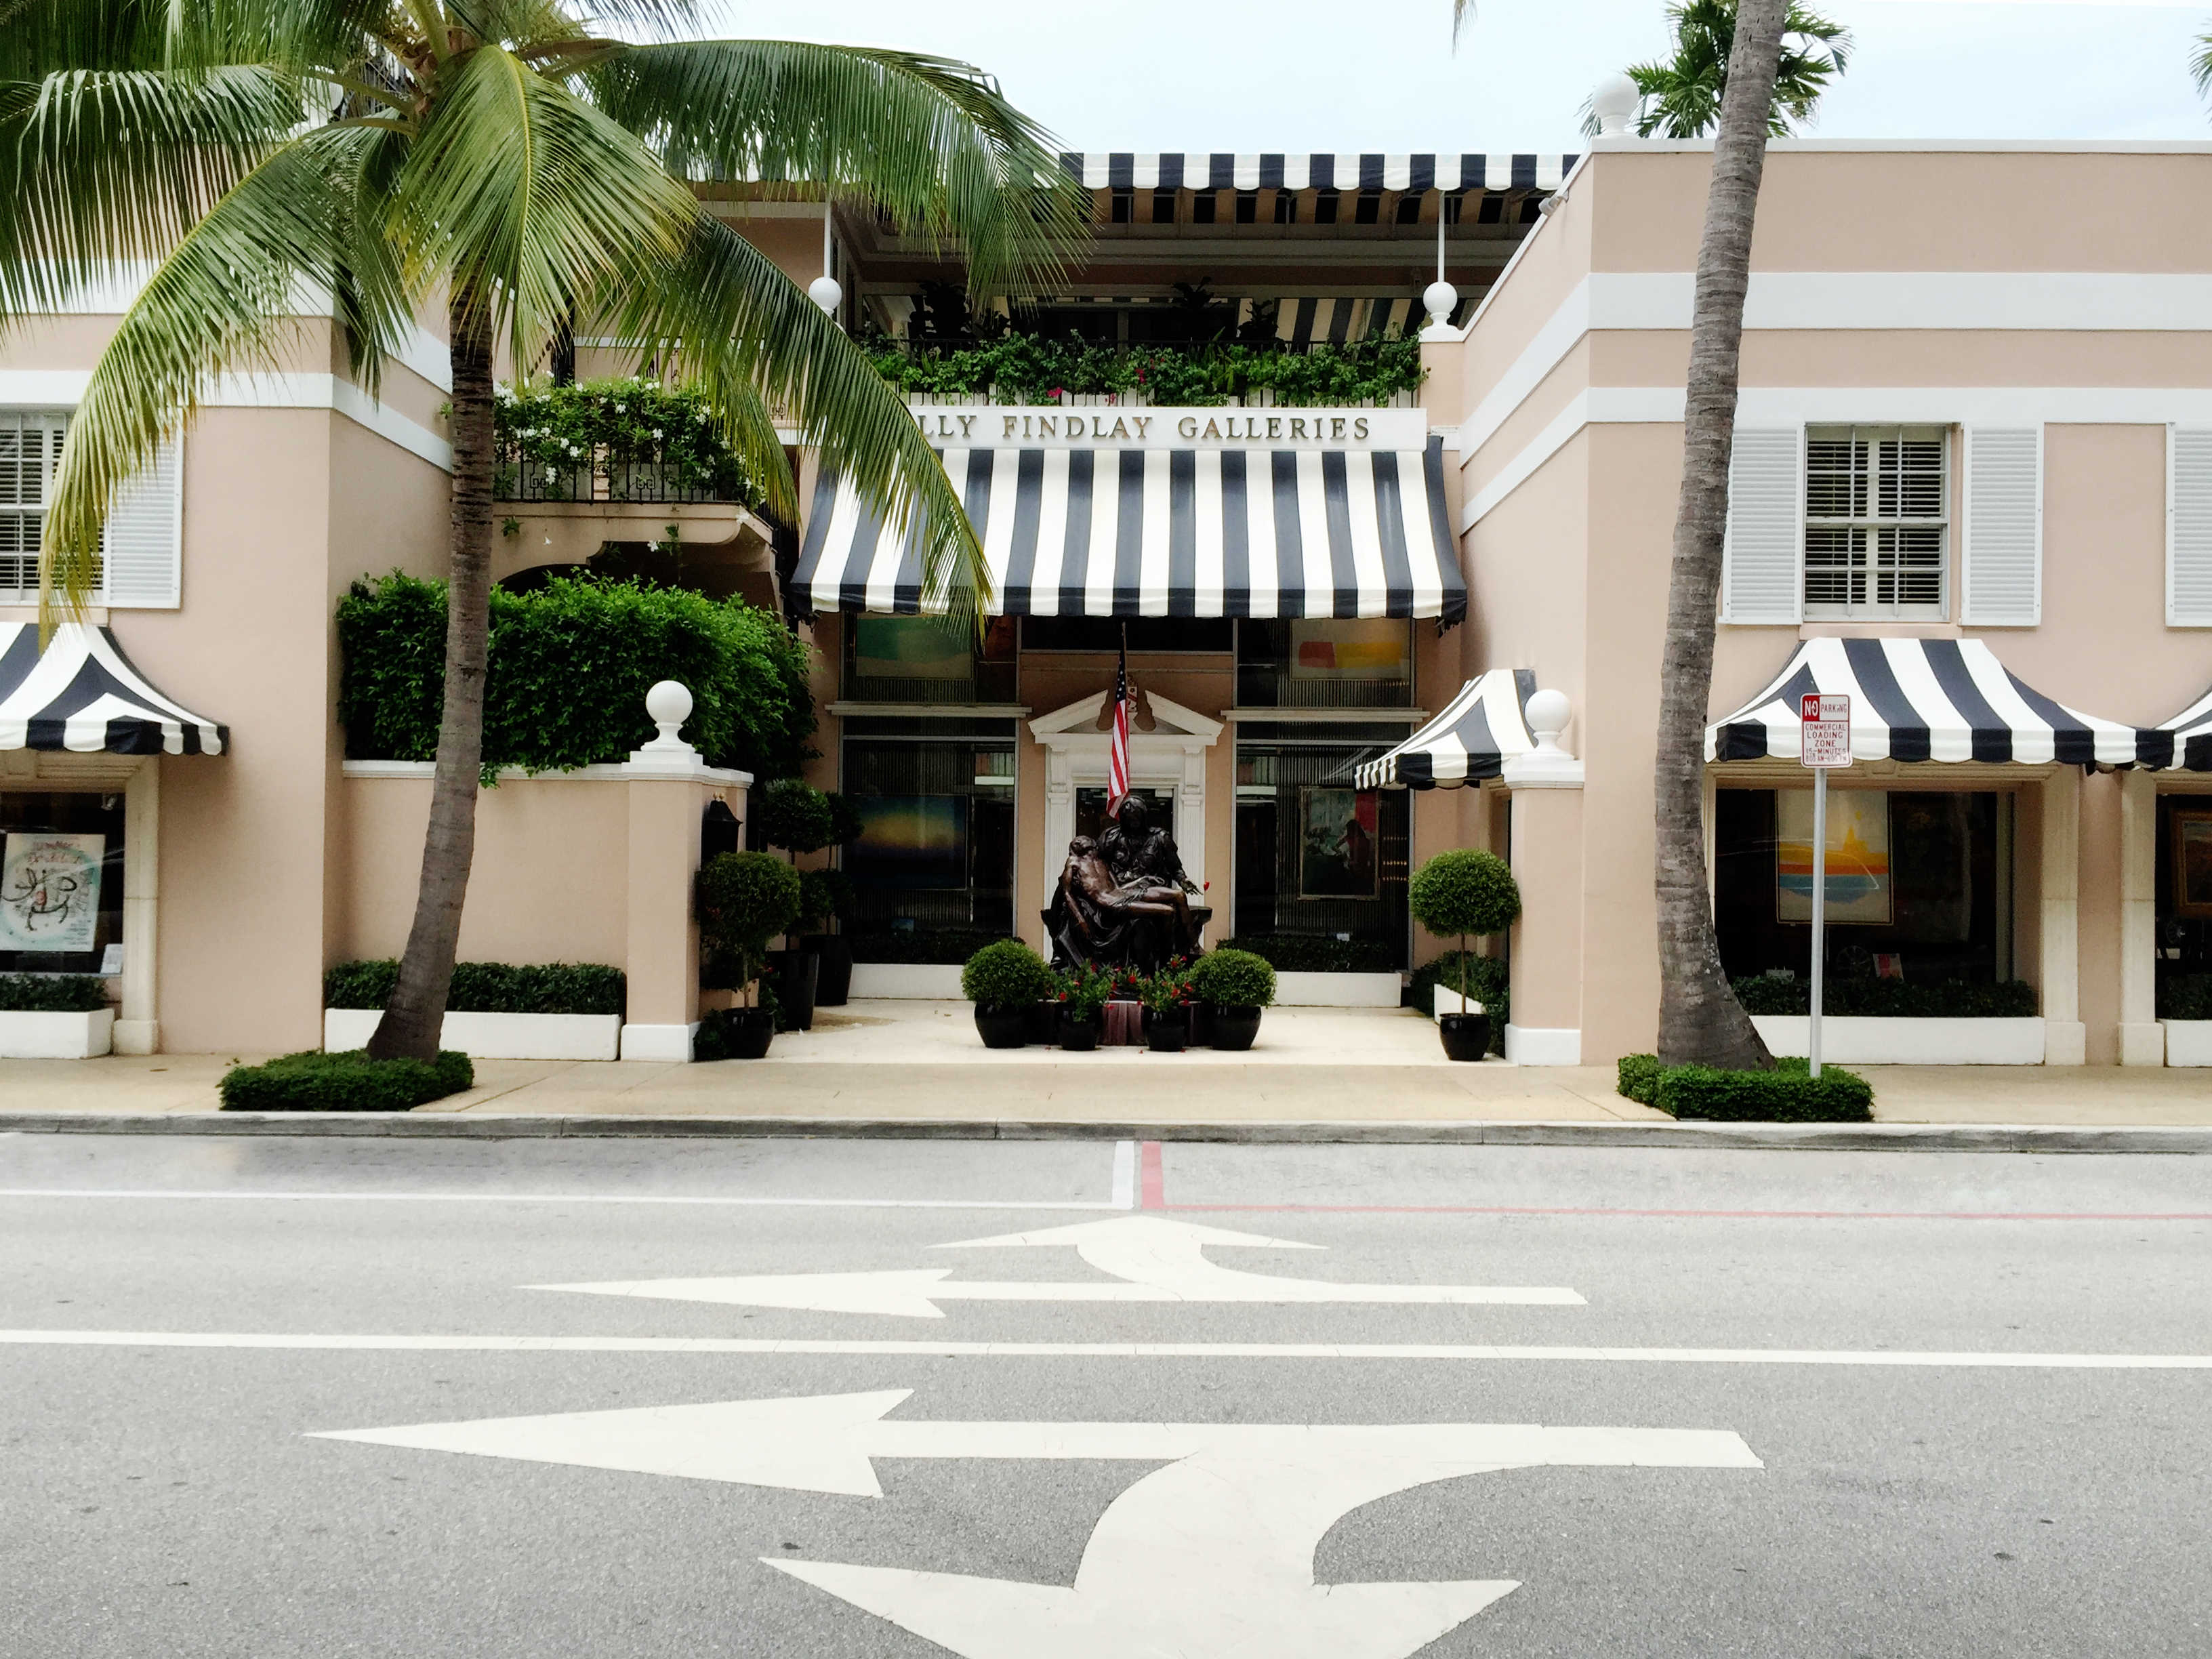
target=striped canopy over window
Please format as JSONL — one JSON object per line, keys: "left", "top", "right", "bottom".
{"left": 1059, "top": 153, "right": 1575, "bottom": 192}
{"left": 1706, "top": 636, "right": 2154, "bottom": 769}
{"left": 0, "top": 623, "right": 226, "bottom": 754}
{"left": 1356, "top": 670, "right": 1536, "bottom": 790}
{"left": 2146, "top": 684, "right": 2212, "bottom": 771}
{"left": 794, "top": 435, "right": 1465, "bottom": 623}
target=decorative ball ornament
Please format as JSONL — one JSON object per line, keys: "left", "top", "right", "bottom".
{"left": 807, "top": 275, "right": 844, "bottom": 316}
{"left": 1591, "top": 73, "right": 1641, "bottom": 137}
{"left": 1523, "top": 688, "right": 1572, "bottom": 752}
{"left": 644, "top": 678, "right": 693, "bottom": 745}
{"left": 1422, "top": 279, "right": 1459, "bottom": 330}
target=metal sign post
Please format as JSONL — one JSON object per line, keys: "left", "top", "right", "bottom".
{"left": 1799, "top": 694, "right": 1851, "bottom": 1078}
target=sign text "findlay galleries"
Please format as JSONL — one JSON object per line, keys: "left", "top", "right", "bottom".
{"left": 907, "top": 405, "right": 1425, "bottom": 451}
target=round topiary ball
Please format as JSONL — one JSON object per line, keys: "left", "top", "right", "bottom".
{"left": 753, "top": 778, "right": 838, "bottom": 854}
{"left": 1407, "top": 848, "right": 1521, "bottom": 943}
{"left": 960, "top": 939, "right": 1057, "bottom": 1009}
{"left": 697, "top": 851, "right": 804, "bottom": 956}
{"left": 1187, "top": 948, "right": 1277, "bottom": 1010}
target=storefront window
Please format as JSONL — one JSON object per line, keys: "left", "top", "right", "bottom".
{"left": 842, "top": 615, "right": 1015, "bottom": 705}
{"left": 0, "top": 792, "right": 125, "bottom": 975}
{"left": 2154, "top": 795, "right": 2212, "bottom": 1015}
{"left": 1236, "top": 618, "right": 1412, "bottom": 708}
{"left": 1233, "top": 724, "right": 1409, "bottom": 969}
{"left": 841, "top": 718, "right": 1015, "bottom": 960}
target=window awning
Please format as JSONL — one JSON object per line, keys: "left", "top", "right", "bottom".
{"left": 0, "top": 622, "right": 227, "bottom": 754}
{"left": 1355, "top": 669, "right": 1535, "bottom": 790}
{"left": 793, "top": 436, "right": 1465, "bottom": 624}
{"left": 2146, "top": 684, "right": 2212, "bottom": 771}
{"left": 1706, "top": 636, "right": 2155, "bottom": 768}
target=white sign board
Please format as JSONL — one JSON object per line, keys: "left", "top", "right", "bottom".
{"left": 1799, "top": 693, "right": 1852, "bottom": 769}
{"left": 0, "top": 832, "right": 105, "bottom": 951}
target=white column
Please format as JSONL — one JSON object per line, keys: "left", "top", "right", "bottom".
{"left": 2118, "top": 769, "right": 2163, "bottom": 1065}
{"left": 2040, "top": 767, "right": 2086, "bottom": 1066}
{"left": 114, "top": 757, "right": 160, "bottom": 1054}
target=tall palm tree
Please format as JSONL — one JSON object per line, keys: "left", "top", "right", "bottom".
{"left": 1590, "top": 0, "right": 1848, "bottom": 139}
{"left": 5, "top": 0, "right": 1082, "bottom": 1061}
{"left": 1652, "top": 0, "right": 1790, "bottom": 1069}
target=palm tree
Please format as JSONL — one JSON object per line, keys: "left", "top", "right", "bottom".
{"left": 1651, "top": 0, "right": 1791, "bottom": 1069}
{"left": 5, "top": 0, "right": 1082, "bottom": 1060}
{"left": 1587, "top": 0, "right": 1849, "bottom": 138}
{"left": 2191, "top": 30, "right": 2212, "bottom": 102}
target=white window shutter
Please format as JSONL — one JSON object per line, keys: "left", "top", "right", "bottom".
{"left": 1961, "top": 426, "right": 2041, "bottom": 626}
{"left": 101, "top": 434, "right": 182, "bottom": 608}
{"left": 1721, "top": 427, "right": 1803, "bottom": 623}
{"left": 2168, "top": 427, "right": 2212, "bottom": 626}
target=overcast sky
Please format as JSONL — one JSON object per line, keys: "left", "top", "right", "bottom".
{"left": 718, "top": 0, "right": 2212, "bottom": 152}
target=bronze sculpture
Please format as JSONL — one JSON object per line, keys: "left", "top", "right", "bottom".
{"left": 1044, "top": 798, "right": 1207, "bottom": 971}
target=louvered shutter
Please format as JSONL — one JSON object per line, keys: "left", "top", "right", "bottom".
{"left": 1961, "top": 426, "right": 2041, "bottom": 626}
{"left": 2169, "top": 427, "right": 2212, "bottom": 626}
{"left": 1721, "top": 427, "right": 1803, "bottom": 623}
{"left": 102, "top": 434, "right": 182, "bottom": 608}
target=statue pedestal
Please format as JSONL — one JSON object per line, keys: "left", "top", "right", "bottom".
{"left": 1103, "top": 1000, "right": 1145, "bottom": 1046}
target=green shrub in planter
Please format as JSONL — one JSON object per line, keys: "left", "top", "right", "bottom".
{"left": 0, "top": 974, "right": 110, "bottom": 1012}
{"left": 1187, "top": 949, "right": 1276, "bottom": 1009}
{"left": 1407, "top": 850, "right": 1520, "bottom": 1004}
{"left": 1616, "top": 1052, "right": 1872, "bottom": 1122}
{"left": 1410, "top": 951, "right": 1508, "bottom": 1019}
{"left": 961, "top": 939, "right": 1057, "bottom": 1008}
{"left": 697, "top": 851, "right": 802, "bottom": 1006}
{"left": 323, "top": 960, "right": 626, "bottom": 1015}
{"left": 2160, "top": 973, "right": 2212, "bottom": 1021}
{"left": 852, "top": 926, "right": 1014, "bottom": 965}
{"left": 220, "top": 1049, "right": 473, "bottom": 1112}
{"left": 1215, "top": 935, "right": 1397, "bottom": 973}
{"left": 754, "top": 778, "right": 838, "bottom": 854}
{"left": 1732, "top": 973, "right": 2036, "bottom": 1019}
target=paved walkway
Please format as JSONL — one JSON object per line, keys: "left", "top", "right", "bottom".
{"left": 3, "top": 1001, "right": 2209, "bottom": 1127}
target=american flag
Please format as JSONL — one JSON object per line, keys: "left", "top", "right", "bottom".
{"left": 1107, "top": 644, "right": 1131, "bottom": 812}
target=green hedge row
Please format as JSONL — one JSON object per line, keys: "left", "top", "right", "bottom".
{"left": 1616, "top": 1053, "right": 1874, "bottom": 1122}
{"left": 2158, "top": 974, "right": 2212, "bottom": 1021}
{"left": 850, "top": 928, "right": 1016, "bottom": 966}
{"left": 337, "top": 573, "right": 815, "bottom": 780}
{"left": 323, "top": 961, "right": 626, "bottom": 1016}
{"left": 0, "top": 974, "right": 110, "bottom": 1012}
{"left": 220, "top": 1050, "right": 474, "bottom": 1112}
{"left": 1730, "top": 976, "right": 2037, "bottom": 1019}
{"left": 1216, "top": 935, "right": 1399, "bottom": 974}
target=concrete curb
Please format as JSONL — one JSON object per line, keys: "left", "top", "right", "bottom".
{"left": 1, "top": 1113, "right": 2208, "bottom": 1152}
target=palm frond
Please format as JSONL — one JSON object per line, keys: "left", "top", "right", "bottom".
{"left": 2197, "top": 32, "right": 2212, "bottom": 99}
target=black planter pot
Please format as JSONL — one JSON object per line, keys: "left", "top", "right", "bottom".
{"left": 1059, "top": 1013, "right": 1100, "bottom": 1052}
{"left": 806, "top": 935, "right": 853, "bottom": 1007}
{"left": 1188, "top": 1002, "right": 1216, "bottom": 1047}
{"left": 1025, "top": 1001, "right": 1061, "bottom": 1044}
{"left": 1208, "top": 1005, "right": 1264, "bottom": 1052}
{"left": 974, "top": 1004, "right": 1030, "bottom": 1049}
{"left": 772, "top": 947, "right": 819, "bottom": 1032}
{"left": 1146, "top": 1011, "right": 1188, "bottom": 1052}
{"left": 722, "top": 1008, "right": 775, "bottom": 1060}
{"left": 1437, "top": 1012, "right": 1492, "bottom": 1063}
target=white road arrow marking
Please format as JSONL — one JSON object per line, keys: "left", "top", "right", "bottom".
{"left": 533, "top": 1214, "right": 1584, "bottom": 1317}
{"left": 311, "top": 1390, "right": 1759, "bottom": 1659}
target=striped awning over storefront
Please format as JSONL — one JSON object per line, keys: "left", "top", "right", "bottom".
{"left": 1059, "top": 154, "right": 1576, "bottom": 192}
{"left": 2146, "top": 684, "right": 2212, "bottom": 771}
{"left": 0, "top": 622, "right": 227, "bottom": 754}
{"left": 794, "top": 433, "right": 1465, "bottom": 623}
{"left": 1706, "top": 636, "right": 2154, "bottom": 768}
{"left": 1356, "top": 669, "right": 1536, "bottom": 790}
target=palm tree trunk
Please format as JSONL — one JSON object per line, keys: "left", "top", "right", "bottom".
{"left": 367, "top": 297, "right": 495, "bottom": 1061}
{"left": 1651, "top": 0, "right": 1789, "bottom": 1069}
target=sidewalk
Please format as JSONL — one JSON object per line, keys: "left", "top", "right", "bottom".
{"left": 2, "top": 1002, "right": 2209, "bottom": 1143}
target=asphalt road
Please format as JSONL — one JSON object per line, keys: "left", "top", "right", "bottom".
{"left": 3, "top": 1131, "right": 2209, "bottom": 1658}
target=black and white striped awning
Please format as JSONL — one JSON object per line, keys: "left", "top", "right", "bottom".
{"left": 0, "top": 622, "right": 227, "bottom": 754}
{"left": 1706, "top": 636, "right": 2155, "bottom": 768}
{"left": 1060, "top": 154, "right": 1575, "bottom": 192}
{"left": 2146, "top": 684, "right": 2212, "bottom": 771}
{"left": 795, "top": 438, "right": 1465, "bottom": 622}
{"left": 1356, "top": 669, "right": 1535, "bottom": 790}
{"left": 869, "top": 294, "right": 1440, "bottom": 347}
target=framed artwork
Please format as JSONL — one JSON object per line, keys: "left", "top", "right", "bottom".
{"left": 2171, "top": 806, "right": 2212, "bottom": 920}
{"left": 1776, "top": 790, "right": 1891, "bottom": 926}
{"left": 1298, "top": 786, "right": 1380, "bottom": 899}
{"left": 0, "top": 832, "right": 106, "bottom": 951}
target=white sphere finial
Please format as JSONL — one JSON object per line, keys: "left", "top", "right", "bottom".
{"left": 807, "top": 274, "right": 844, "bottom": 317}
{"left": 1592, "top": 72, "right": 1641, "bottom": 138}
{"left": 644, "top": 679, "right": 693, "bottom": 747}
{"left": 1524, "top": 688, "right": 1571, "bottom": 753}
{"left": 1422, "top": 279, "right": 1459, "bottom": 330}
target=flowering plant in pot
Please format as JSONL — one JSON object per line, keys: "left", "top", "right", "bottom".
{"left": 1052, "top": 964, "right": 1115, "bottom": 1051}
{"left": 695, "top": 851, "right": 803, "bottom": 1059}
{"left": 961, "top": 940, "right": 1057, "bottom": 1049}
{"left": 1138, "top": 959, "right": 1195, "bottom": 1052}
{"left": 1185, "top": 948, "right": 1277, "bottom": 1052}
{"left": 1406, "top": 849, "right": 1521, "bottom": 1063}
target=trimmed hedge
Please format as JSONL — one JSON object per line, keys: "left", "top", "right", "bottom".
{"left": 0, "top": 974, "right": 110, "bottom": 1012}
{"left": 1216, "top": 935, "right": 1399, "bottom": 974}
{"left": 1187, "top": 948, "right": 1277, "bottom": 1009}
{"left": 1731, "top": 975, "right": 2036, "bottom": 1019}
{"left": 220, "top": 1049, "right": 474, "bottom": 1112}
{"left": 1407, "top": 849, "right": 1521, "bottom": 943}
{"left": 323, "top": 960, "right": 625, "bottom": 1016}
{"left": 1616, "top": 1052, "right": 1874, "bottom": 1123}
{"left": 962, "top": 939, "right": 1056, "bottom": 1007}
{"left": 2158, "top": 974, "right": 2212, "bottom": 1021}
{"left": 752, "top": 779, "right": 838, "bottom": 854}
{"left": 851, "top": 927, "right": 1015, "bottom": 965}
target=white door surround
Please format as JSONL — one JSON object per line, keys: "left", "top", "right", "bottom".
{"left": 1028, "top": 690, "right": 1224, "bottom": 910}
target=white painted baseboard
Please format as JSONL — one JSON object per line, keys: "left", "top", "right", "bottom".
{"left": 619, "top": 1021, "right": 699, "bottom": 1062}
{"left": 111, "top": 1018, "right": 159, "bottom": 1056}
{"left": 2043, "top": 1020, "right": 2087, "bottom": 1067}
{"left": 0, "top": 1007, "right": 115, "bottom": 1059}
{"left": 2119, "top": 1021, "right": 2166, "bottom": 1067}
{"left": 324, "top": 1008, "right": 621, "bottom": 1061}
{"left": 1750, "top": 1014, "right": 2047, "bottom": 1066}
{"left": 1273, "top": 971, "right": 1402, "bottom": 1008}
{"left": 1504, "top": 1023, "right": 1581, "bottom": 1065}
{"left": 849, "top": 963, "right": 966, "bottom": 1000}
{"left": 2161, "top": 1019, "right": 2212, "bottom": 1066}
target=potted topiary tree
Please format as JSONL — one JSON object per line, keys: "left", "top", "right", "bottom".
{"left": 1407, "top": 848, "right": 1521, "bottom": 1062}
{"left": 696, "top": 851, "right": 804, "bottom": 1059}
{"left": 961, "top": 939, "right": 1057, "bottom": 1049}
{"left": 806, "top": 793, "right": 866, "bottom": 1008}
{"left": 1186, "top": 948, "right": 1277, "bottom": 1051}
{"left": 752, "top": 779, "right": 838, "bottom": 1029}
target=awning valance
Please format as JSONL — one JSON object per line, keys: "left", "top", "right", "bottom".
{"left": 0, "top": 622, "right": 227, "bottom": 754}
{"left": 2148, "top": 684, "right": 2212, "bottom": 771}
{"left": 794, "top": 435, "right": 1465, "bottom": 624}
{"left": 1356, "top": 669, "right": 1535, "bottom": 790}
{"left": 1706, "top": 636, "right": 2154, "bottom": 769}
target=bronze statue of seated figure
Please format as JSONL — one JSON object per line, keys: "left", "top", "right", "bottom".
{"left": 1044, "top": 827, "right": 1201, "bottom": 972}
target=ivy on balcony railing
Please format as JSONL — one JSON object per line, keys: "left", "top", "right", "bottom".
{"left": 493, "top": 377, "right": 763, "bottom": 507}
{"left": 861, "top": 329, "right": 1425, "bottom": 408}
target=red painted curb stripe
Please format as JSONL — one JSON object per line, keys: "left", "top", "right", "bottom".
{"left": 1139, "top": 1141, "right": 1166, "bottom": 1209}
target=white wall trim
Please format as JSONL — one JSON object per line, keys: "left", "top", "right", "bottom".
{"left": 1504, "top": 1023, "right": 1581, "bottom": 1066}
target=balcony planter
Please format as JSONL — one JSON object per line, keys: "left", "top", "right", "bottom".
{"left": 323, "top": 1008, "right": 619, "bottom": 1061}
{"left": 0, "top": 1007, "right": 115, "bottom": 1059}
{"left": 806, "top": 935, "right": 854, "bottom": 1008}
{"left": 1437, "top": 1012, "right": 1492, "bottom": 1063}
{"left": 1207, "top": 1006, "right": 1264, "bottom": 1052}
{"left": 974, "top": 1006, "right": 1031, "bottom": 1049}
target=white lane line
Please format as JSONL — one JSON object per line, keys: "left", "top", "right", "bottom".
{"left": 6, "top": 1330, "right": 2210, "bottom": 1370}
{"left": 1110, "top": 1140, "right": 1136, "bottom": 1210}
{"left": 0, "top": 1189, "right": 1122, "bottom": 1210}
